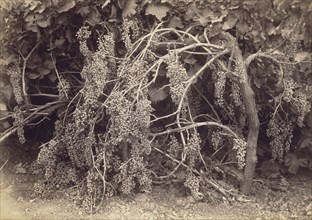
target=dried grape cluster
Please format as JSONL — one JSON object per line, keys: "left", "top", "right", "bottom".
{"left": 187, "top": 88, "right": 201, "bottom": 116}
{"left": 168, "top": 135, "right": 182, "bottom": 158}
{"left": 232, "top": 138, "right": 247, "bottom": 169}
{"left": 120, "top": 155, "right": 152, "bottom": 194}
{"left": 282, "top": 78, "right": 297, "bottom": 103}
{"left": 185, "top": 132, "right": 201, "bottom": 168}
{"left": 122, "top": 59, "right": 148, "bottom": 89}
{"left": 211, "top": 130, "right": 222, "bottom": 150}
{"left": 6, "top": 64, "right": 23, "bottom": 104}
{"left": 76, "top": 26, "right": 92, "bottom": 57}
{"left": 106, "top": 91, "right": 132, "bottom": 143}
{"left": 37, "top": 139, "right": 58, "bottom": 179}
{"left": 212, "top": 70, "right": 227, "bottom": 106}
{"left": 230, "top": 82, "right": 242, "bottom": 107}
{"left": 57, "top": 76, "right": 70, "bottom": 100}
{"left": 164, "top": 51, "right": 189, "bottom": 104}
{"left": 122, "top": 19, "right": 140, "bottom": 52}
{"left": 291, "top": 92, "right": 311, "bottom": 127}
{"left": 285, "top": 35, "right": 300, "bottom": 60}
{"left": 184, "top": 171, "right": 203, "bottom": 200}
{"left": 266, "top": 117, "right": 293, "bottom": 162}
{"left": 233, "top": 60, "right": 247, "bottom": 83}
{"left": 12, "top": 106, "right": 26, "bottom": 144}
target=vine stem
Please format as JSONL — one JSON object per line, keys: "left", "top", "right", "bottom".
{"left": 149, "top": 121, "right": 239, "bottom": 139}
{"left": 18, "top": 39, "right": 43, "bottom": 105}
{"left": 152, "top": 146, "right": 232, "bottom": 201}
{"left": 223, "top": 32, "right": 260, "bottom": 194}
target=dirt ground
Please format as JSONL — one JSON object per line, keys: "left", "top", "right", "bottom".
{"left": 1, "top": 142, "right": 312, "bottom": 220}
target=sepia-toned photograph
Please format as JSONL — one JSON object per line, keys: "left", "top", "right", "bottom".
{"left": 0, "top": 0, "right": 311, "bottom": 219}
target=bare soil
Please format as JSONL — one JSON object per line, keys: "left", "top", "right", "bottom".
{"left": 1, "top": 142, "right": 312, "bottom": 220}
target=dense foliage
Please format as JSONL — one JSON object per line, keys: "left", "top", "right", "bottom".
{"left": 0, "top": 0, "right": 311, "bottom": 211}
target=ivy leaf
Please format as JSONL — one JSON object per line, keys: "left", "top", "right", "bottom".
{"left": 28, "top": 72, "right": 40, "bottom": 79}
{"left": 284, "top": 153, "right": 309, "bottom": 174}
{"left": 294, "top": 52, "right": 311, "bottom": 62}
{"left": 148, "top": 87, "right": 169, "bottom": 103}
{"left": 86, "top": 7, "right": 101, "bottom": 26}
{"left": 56, "top": 0, "right": 76, "bottom": 13}
{"left": 77, "top": 6, "right": 90, "bottom": 16}
{"left": 145, "top": 3, "right": 170, "bottom": 21}
{"left": 265, "top": 22, "right": 277, "bottom": 36}
{"left": 184, "top": 55, "right": 197, "bottom": 65}
{"left": 168, "top": 16, "right": 183, "bottom": 29}
{"left": 48, "top": 73, "right": 57, "bottom": 82}
{"left": 37, "top": 17, "right": 51, "bottom": 28}
{"left": 122, "top": 0, "right": 137, "bottom": 17}
{"left": 222, "top": 13, "right": 238, "bottom": 30}
{"left": 236, "top": 21, "right": 248, "bottom": 34}
{"left": 0, "top": 58, "right": 10, "bottom": 66}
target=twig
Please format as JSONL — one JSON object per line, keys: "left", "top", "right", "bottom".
{"left": 0, "top": 102, "right": 64, "bottom": 143}
{"left": 18, "top": 39, "right": 44, "bottom": 105}
{"left": 0, "top": 153, "right": 9, "bottom": 172}
{"left": 149, "top": 121, "right": 239, "bottom": 139}
{"left": 152, "top": 146, "right": 232, "bottom": 201}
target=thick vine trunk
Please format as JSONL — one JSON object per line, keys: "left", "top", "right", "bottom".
{"left": 239, "top": 81, "right": 260, "bottom": 193}
{"left": 224, "top": 32, "right": 260, "bottom": 193}
{"left": 234, "top": 50, "right": 260, "bottom": 194}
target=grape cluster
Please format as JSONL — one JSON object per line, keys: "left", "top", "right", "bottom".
{"left": 285, "top": 35, "right": 300, "bottom": 60}
{"left": 97, "top": 32, "right": 115, "bottom": 56}
{"left": 57, "top": 76, "right": 70, "bottom": 100}
{"left": 211, "top": 130, "right": 222, "bottom": 150}
{"left": 232, "top": 138, "right": 247, "bottom": 169}
{"left": 76, "top": 26, "right": 92, "bottom": 57}
{"left": 184, "top": 171, "right": 203, "bottom": 200}
{"left": 266, "top": 117, "right": 293, "bottom": 162}
{"left": 291, "top": 92, "right": 311, "bottom": 127}
{"left": 119, "top": 156, "right": 152, "bottom": 195}
{"left": 187, "top": 88, "right": 201, "bottom": 116}
{"left": 212, "top": 70, "right": 227, "bottom": 106}
{"left": 106, "top": 91, "right": 132, "bottom": 143}
{"left": 12, "top": 106, "right": 26, "bottom": 144}
{"left": 122, "top": 19, "right": 140, "bottom": 52}
{"left": 73, "top": 105, "right": 96, "bottom": 132}
{"left": 168, "top": 135, "right": 182, "bottom": 158}
{"left": 6, "top": 64, "right": 23, "bottom": 104}
{"left": 233, "top": 60, "right": 247, "bottom": 83}
{"left": 185, "top": 132, "right": 201, "bottom": 168}
{"left": 121, "top": 173, "right": 134, "bottom": 194}
{"left": 282, "top": 78, "right": 297, "bottom": 102}
{"left": 123, "top": 59, "right": 148, "bottom": 89}
{"left": 164, "top": 51, "right": 189, "bottom": 104}
{"left": 230, "top": 82, "right": 242, "bottom": 107}
{"left": 63, "top": 123, "right": 94, "bottom": 169}
{"left": 37, "top": 139, "right": 58, "bottom": 179}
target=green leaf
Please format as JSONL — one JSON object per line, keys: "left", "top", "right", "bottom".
{"left": 122, "top": 0, "right": 137, "bottom": 17}
{"left": 145, "top": 3, "right": 170, "bottom": 21}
